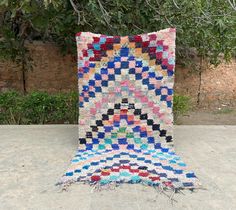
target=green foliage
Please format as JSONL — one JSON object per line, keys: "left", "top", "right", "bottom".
{"left": 22, "top": 92, "right": 55, "bottom": 124}
{"left": 0, "top": 0, "right": 235, "bottom": 66}
{"left": 173, "top": 94, "right": 191, "bottom": 120}
{"left": 0, "top": 91, "right": 78, "bottom": 124}
{"left": 0, "top": 91, "right": 23, "bottom": 124}
{"left": 0, "top": 91, "right": 189, "bottom": 124}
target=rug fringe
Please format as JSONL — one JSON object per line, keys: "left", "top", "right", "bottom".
{"left": 56, "top": 178, "right": 204, "bottom": 204}
{"left": 55, "top": 179, "right": 77, "bottom": 192}
{"left": 91, "top": 181, "right": 118, "bottom": 192}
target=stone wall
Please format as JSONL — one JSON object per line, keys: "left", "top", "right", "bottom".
{"left": 0, "top": 41, "right": 235, "bottom": 108}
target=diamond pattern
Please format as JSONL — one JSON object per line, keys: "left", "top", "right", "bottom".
{"left": 60, "top": 28, "right": 200, "bottom": 192}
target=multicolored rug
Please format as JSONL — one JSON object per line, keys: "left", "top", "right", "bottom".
{"left": 59, "top": 28, "right": 200, "bottom": 193}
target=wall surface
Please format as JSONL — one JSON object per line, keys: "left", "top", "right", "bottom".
{"left": 0, "top": 42, "right": 77, "bottom": 93}
{"left": 0, "top": 41, "right": 235, "bottom": 108}
{"left": 175, "top": 61, "right": 236, "bottom": 108}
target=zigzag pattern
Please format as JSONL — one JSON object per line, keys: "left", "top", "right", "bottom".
{"left": 79, "top": 101, "right": 172, "bottom": 151}
{"left": 61, "top": 28, "right": 200, "bottom": 191}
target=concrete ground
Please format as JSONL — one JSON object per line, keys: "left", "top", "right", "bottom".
{"left": 0, "top": 125, "right": 236, "bottom": 210}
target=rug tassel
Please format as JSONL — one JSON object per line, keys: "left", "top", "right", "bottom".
{"left": 154, "top": 184, "right": 178, "bottom": 204}
{"left": 91, "top": 181, "right": 117, "bottom": 193}
{"left": 56, "top": 179, "right": 76, "bottom": 192}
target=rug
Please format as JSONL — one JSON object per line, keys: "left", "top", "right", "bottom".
{"left": 59, "top": 28, "right": 200, "bottom": 193}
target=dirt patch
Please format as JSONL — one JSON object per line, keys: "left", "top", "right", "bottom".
{"left": 177, "top": 107, "right": 236, "bottom": 125}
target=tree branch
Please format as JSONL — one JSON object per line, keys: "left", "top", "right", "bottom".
{"left": 172, "top": 0, "right": 180, "bottom": 9}
{"left": 228, "top": 0, "right": 236, "bottom": 11}
{"left": 145, "top": 0, "right": 174, "bottom": 27}
{"left": 69, "top": 0, "right": 81, "bottom": 24}
{"left": 97, "top": 0, "right": 112, "bottom": 28}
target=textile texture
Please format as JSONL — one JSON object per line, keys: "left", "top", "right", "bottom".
{"left": 60, "top": 28, "right": 200, "bottom": 192}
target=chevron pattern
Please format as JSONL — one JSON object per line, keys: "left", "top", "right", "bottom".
{"left": 61, "top": 28, "right": 200, "bottom": 191}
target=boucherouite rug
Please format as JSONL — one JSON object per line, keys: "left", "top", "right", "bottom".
{"left": 59, "top": 28, "right": 201, "bottom": 196}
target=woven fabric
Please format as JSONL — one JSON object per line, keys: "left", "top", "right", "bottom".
{"left": 61, "top": 28, "right": 200, "bottom": 191}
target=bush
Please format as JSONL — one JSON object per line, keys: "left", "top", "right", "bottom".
{"left": 173, "top": 94, "right": 191, "bottom": 120}
{"left": 0, "top": 91, "right": 23, "bottom": 124}
{"left": 0, "top": 91, "right": 190, "bottom": 124}
{"left": 0, "top": 91, "right": 78, "bottom": 124}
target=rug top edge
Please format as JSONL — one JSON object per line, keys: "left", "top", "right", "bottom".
{"left": 75, "top": 28, "right": 176, "bottom": 38}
